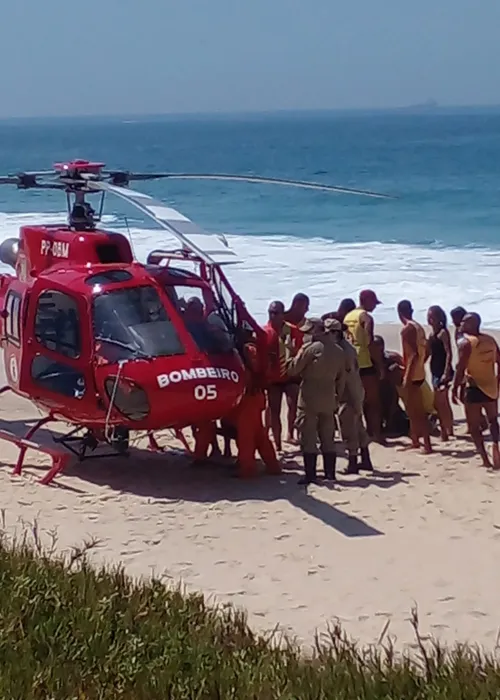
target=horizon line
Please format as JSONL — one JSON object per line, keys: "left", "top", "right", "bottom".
{"left": 1, "top": 102, "right": 500, "bottom": 123}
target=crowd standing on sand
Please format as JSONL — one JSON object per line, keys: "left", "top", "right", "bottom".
{"left": 192, "top": 290, "right": 500, "bottom": 483}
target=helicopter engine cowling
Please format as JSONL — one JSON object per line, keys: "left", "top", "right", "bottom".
{"left": 0, "top": 238, "right": 19, "bottom": 269}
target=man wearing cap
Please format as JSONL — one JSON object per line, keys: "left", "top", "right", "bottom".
{"left": 286, "top": 317, "right": 347, "bottom": 484}
{"left": 343, "top": 290, "right": 385, "bottom": 445}
{"left": 329, "top": 316, "right": 374, "bottom": 474}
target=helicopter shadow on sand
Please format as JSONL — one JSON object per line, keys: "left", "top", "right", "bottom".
{"left": 0, "top": 413, "right": 418, "bottom": 536}
{"left": 62, "top": 441, "right": 414, "bottom": 537}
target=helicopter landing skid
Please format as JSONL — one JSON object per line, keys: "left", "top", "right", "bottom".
{"left": 52, "top": 425, "right": 131, "bottom": 462}
{"left": 0, "top": 393, "right": 70, "bottom": 485}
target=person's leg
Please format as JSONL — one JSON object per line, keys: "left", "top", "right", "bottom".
{"left": 234, "top": 396, "right": 259, "bottom": 478}
{"left": 254, "top": 392, "right": 281, "bottom": 474}
{"left": 297, "top": 408, "right": 318, "bottom": 485}
{"left": 361, "top": 371, "right": 384, "bottom": 444}
{"left": 338, "top": 402, "right": 359, "bottom": 473}
{"left": 267, "top": 385, "right": 284, "bottom": 452}
{"left": 318, "top": 412, "right": 336, "bottom": 480}
{"left": 441, "top": 386, "right": 455, "bottom": 438}
{"left": 405, "top": 382, "right": 432, "bottom": 453}
{"left": 284, "top": 382, "right": 300, "bottom": 444}
{"left": 193, "top": 422, "right": 217, "bottom": 462}
{"left": 465, "top": 401, "right": 491, "bottom": 467}
{"left": 483, "top": 400, "right": 500, "bottom": 469}
{"left": 433, "top": 385, "right": 451, "bottom": 441}
{"left": 357, "top": 413, "right": 373, "bottom": 470}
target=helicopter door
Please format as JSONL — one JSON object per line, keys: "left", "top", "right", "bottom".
{"left": 20, "top": 287, "right": 92, "bottom": 406}
{"left": 2, "top": 285, "right": 25, "bottom": 390}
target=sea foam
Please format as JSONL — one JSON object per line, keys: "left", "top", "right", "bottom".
{"left": 1, "top": 211, "right": 500, "bottom": 327}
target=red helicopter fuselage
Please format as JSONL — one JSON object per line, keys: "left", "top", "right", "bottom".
{"left": 0, "top": 222, "right": 247, "bottom": 432}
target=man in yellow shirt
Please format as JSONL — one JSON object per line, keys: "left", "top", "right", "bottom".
{"left": 344, "top": 289, "right": 385, "bottom": 445}
{"left": 452, "top": 312, "right": 500, "bottom": 469}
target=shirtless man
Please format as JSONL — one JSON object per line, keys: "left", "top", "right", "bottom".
{"left": 397, "top": 300, "right": 432, "bottom": 454}
{"left": 337, "top": 298, "right": 356, "bottom": 322}
{"left": 344, "top": 290, "right": 385, "bottom": 444}
{"left": 450, "top": 305, "right": 487, "bottom": 434}
{"left": 450, "top": 306, "right": 467, "bottom": 345}
{"left": 451, "top": 312, "right": 500, "bottom": 469}
{"left": 284, "top": 293, "right": 310, "bottom": 327}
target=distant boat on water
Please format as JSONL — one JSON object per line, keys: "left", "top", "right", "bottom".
{"left": 397, "top": 99, "right": 439, "bottom": 113}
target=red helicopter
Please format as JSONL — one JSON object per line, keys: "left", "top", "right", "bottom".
{"left": 0, "top": 159, "right": 392, "bottom": 484}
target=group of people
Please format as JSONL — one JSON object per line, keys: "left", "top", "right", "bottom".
{"left": 193, "top": 289, "right": 500, "bottom": 484}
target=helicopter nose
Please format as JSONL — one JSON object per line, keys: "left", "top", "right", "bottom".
{"left": 103, "top": 375, "right": 150, "bottom": 421}
{"left": 99, "top": 360, "right": 245, "bottom": 430}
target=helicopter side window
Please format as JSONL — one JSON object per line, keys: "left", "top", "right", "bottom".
{"left": 31, "top": 355, "right": 86, "bottom": 400}
{"left": 34, "top": 290, "right": 81, "bottom": 359}
{"left": 167, "top": 284, "right": 234, "bottom": 355}
{"left": 4, "top": 291, "right": 22, "bottom": 345}
{"left": 92, "top": 285, "right": 185, "bottom": 361}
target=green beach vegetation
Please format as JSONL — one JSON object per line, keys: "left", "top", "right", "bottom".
{"left": 0, "top": 527, "right": 499, "bottom": 699}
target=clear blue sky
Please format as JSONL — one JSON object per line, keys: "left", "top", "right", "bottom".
{"left": 1, "top": 0, "right": 499, "bottom": 117}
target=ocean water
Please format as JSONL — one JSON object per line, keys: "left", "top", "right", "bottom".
{"left": 0, "top": 110, "right": 499, "bottom": 325}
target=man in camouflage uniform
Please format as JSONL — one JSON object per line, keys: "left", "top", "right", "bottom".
{"left": 287, "top": 317, "right": 347, "bottom": 485}
{"left": 330, "top": 318, "right": 374, "bottom": 474}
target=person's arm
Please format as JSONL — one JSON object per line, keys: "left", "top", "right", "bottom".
{"left": 425, "top": 336, "right": 432, "bottom": 363}
{"left": 451, "top": 337, "right": 471, "bottom": 404}
{"left": 363, "top": 312, "right": 384, "bottom": 376}
{"left": 286, "top": 326, "right": 303, "bottom": 359}
{"left": 401, "top": 324, "right": 418, "bottom": 387}
{"left": 495, "top": 341, "right": 500, "bottom": 387}
{"left": 286, "top": 344, "right": 316, "bottom": 376}
{"left": 440, "top": 328, "right": 453, "bottom": 383}
{"left": 335, "top": 353, "right": 347, "bottom": 407}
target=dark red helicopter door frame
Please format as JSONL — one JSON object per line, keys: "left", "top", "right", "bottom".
{"left": 0, "top": 279, "right": 74, "bottom": 483}
{"left": 21, "top": 278, "right": 96, "bottom": 417}
{"left": 1, "top": 278, "right": 26, "bottom": 392}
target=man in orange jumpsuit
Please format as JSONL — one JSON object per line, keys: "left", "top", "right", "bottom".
{"left": 230, "top": 326, "right": 281, "bottom": 478}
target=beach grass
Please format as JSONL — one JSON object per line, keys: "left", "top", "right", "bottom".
{"left": 1, "top": 526, "right": 500, "bottom": 699}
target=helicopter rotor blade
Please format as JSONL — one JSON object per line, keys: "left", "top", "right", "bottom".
{"left": 113, "top": 172, "right": 395, "bottom": 199}
{"left": 87, "top": 180, "right": 240, "bottom": 265}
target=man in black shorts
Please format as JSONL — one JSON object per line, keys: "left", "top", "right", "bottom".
{"left": 452, "top": 312, "right": 500, "bottom": 468}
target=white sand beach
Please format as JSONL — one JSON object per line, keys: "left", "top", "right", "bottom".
{"left": 1, "top": 323, "right": 500, "bottom": 653}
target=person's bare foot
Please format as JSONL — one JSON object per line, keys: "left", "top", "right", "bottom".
{"left": 397, "top": 442, "right": 420, "bottom": 452}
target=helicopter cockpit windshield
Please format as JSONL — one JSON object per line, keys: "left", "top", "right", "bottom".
{"left": 164, "top": 284, "right": 234, "bottom": 355}
{"left": 92, "top": 285, "right": 185, "bottom": 362}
